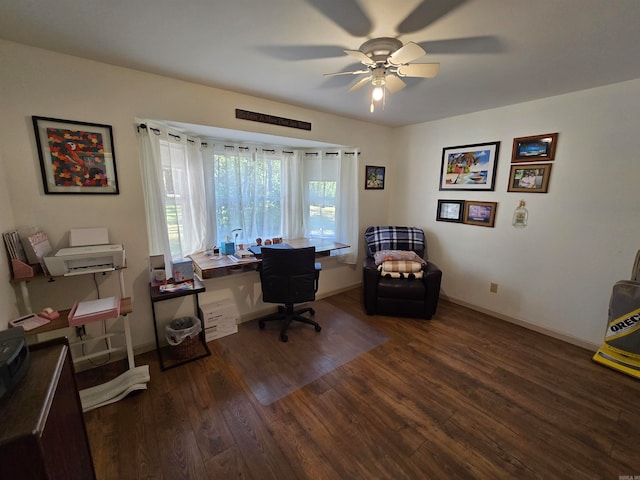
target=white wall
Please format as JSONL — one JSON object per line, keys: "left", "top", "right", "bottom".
{"left": 391, "top": 78, "right": 640, "bottom": 348}
{"left": 0, "top": 40, "right": 393, "bottom": 351}
{"left": 0, "top": 150, "right": 20, "bottom": 321}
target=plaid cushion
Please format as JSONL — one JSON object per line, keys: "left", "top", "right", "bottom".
{"left": 380, "top": 260, "right": 423, "bottom": 273}
{"left": 365, "top": 226, "right": 425, "bottom": 256}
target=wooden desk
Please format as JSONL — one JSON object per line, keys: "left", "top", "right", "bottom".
{"left": 190, "top": 238, "right": 349, "bottom": 279}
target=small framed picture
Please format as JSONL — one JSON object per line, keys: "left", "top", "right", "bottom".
{"left": 436, "top": 199, "right": 465, "bottom": 223}
{"left": 365, "top": 165, "right": 385, "bottom": 190}
{"left": 439, "top": 141, "right": 500, "bottom": 191}
{"left": 463, "top": 201, "right": 497, "bottom": 228}
{"left": 512, "top": 133, "right": 558, "bottom": 163}
{"left": 507, "top": 164, "right": 552, "bottom": 193}
{"left": 32, "top": 116, "right": 119, "bottom": 194}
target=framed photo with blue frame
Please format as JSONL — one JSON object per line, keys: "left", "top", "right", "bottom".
{"left": 511, "top": 133, "right": 558, "bottom": 163}
{"left": 365, "top": 165, "right": 385, "bottom": 190}
{"left": 439, "top": 141, "right": 500, "bottom": 191}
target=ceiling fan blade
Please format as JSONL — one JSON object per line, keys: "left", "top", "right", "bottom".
{"left": 258, "top": 45, "right": 349, "bottom": 61}
{"left": 417, "top": 36, "right": 506, "bottom": 54}
{"left": 388, "top": 42, "right": 427, "bottom": 66}
{"left": 344, "top": 49, "right": 376, "bottom": 66}
{"left": 307, "top": 0, "right": 372, "bottom": 37}
{"left": 396, "top": 63, "right": 440, "bottom": 78}
{"left": 396, "top": 0, "right": 468, "bottom": 34}
{"left": 385, "top": 75, "right": 407, "bottom": 94}
{"left": 324, "top": 69, "right": 370, "bottom": 77}
{"left": 348, "top": 76, "right": 372, "bottom": 93}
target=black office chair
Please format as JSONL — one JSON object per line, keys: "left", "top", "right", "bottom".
{"left": 258, "top": 246, "right": 321, "bottom": 342}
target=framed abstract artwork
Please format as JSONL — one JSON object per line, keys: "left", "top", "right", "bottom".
{"left": 440, "top": 141, "right": 500, "bottom": 191}
{"left": 32, "top": 116, "right": 119, "bottom": 194}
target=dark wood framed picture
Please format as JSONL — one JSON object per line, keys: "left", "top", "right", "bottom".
{"left": 440, "top": 141, "right": 500, "bottom": 191}
{"left": 507, "top": 163, "right": 552, "bottom": 193}
{"left": 365, "top": 165, "right": 385, "bottom": 190}
{"left": 436, "top": 199, "right": 465, "bottom": 223}
{"left": 511, "top": 133, "right": 558, "bottom": 163}
{"left": 463, "top": 201, "right": 497, "bottom": 227}
{"left": 32, "top": 116, "right": 119, "bottom": 194}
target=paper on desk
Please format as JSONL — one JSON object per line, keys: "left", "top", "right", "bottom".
{"left": 74, "top": 296, "right": 120, "bottom": 317}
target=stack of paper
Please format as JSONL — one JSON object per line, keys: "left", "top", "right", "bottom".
{"left": 68, "top": 296, "right": 121, "bottom": 326}
{"left": 79, "top": 365, "right": 150, "bottom": 412}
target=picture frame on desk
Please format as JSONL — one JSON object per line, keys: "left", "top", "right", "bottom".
{"left": 32, "top": 116, "right": 119, "bottom": 195}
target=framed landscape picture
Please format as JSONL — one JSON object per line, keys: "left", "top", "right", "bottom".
{"left": 32, "top": 116, "right": 119, "bottom": 194}
{"left": 440, "top": 141, "right": 500, "bottom": 191}
{"left": 463, "top": 201, "right": 497, "bottom": 227}
{"left": 436, "top": 199, "right": 465, "bottom": 223}
{"left": 512, "top": 133, "right": 558, "bottom": 162}
{"left": 507, "top": 164, "right": 552, "bottom": 193}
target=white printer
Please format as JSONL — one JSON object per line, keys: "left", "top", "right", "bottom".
{"left": 42, "top": 228, "right": 125, "bottom": 276}
{"left": 44, "top": 244, "right": 125, "bottom": 276}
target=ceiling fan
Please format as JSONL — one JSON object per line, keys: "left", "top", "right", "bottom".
{"left": 323, "top": 37, "right": 440, "bottom": 111}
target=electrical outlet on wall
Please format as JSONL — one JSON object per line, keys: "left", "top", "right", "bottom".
{"left": 490, "top": 283, "right": 498, "bottom": 293}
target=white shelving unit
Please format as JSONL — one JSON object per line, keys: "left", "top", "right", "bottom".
{"left": 12, "top": 267, "right": 149, "bottom": 411}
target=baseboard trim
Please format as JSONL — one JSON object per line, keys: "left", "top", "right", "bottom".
{"left": 441, "top": 294, "right": 599, "bottom": 351}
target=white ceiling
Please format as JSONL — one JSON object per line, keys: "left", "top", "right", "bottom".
{"left": 2, "top": 0, "right": 640, "bottom": 127}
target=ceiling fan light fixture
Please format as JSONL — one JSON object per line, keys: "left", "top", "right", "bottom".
{"left": 372, "top": 86, "right": 384, "bottom": 101}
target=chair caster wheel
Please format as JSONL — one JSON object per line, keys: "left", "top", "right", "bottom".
{"left": 259, "top": 321, "right": 265, "bottom": 329}
{"left": 280, "top": 333, "right": 288, "bottom": 342}
{"left": 314, "top": 325, "right": 321, "bottom": 332}
{"left": 310, "top": 308, "right": 315, "bottom": 315}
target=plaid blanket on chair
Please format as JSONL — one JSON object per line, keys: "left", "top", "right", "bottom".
{"left": 365, "top": 226, "right": 425, "bottom": 255}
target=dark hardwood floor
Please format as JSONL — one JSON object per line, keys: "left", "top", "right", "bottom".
{"left": 79, "top": 288, "right": 640, "bottom": 479}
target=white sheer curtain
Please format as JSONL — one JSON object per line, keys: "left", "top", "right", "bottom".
{"left": 137, "top": 122, "right": 214, "bottom": 277}
{"left": 281, "top": 150, "right": 305, "bottom": 238}
{"left": 302, "top": 149, "right": 359, "bottom": 264}
{"left": 210, "top": 144, "right": 283, "bottom": 245}
{"left": 336, "top": 150, "right": 360, "bottom": 264}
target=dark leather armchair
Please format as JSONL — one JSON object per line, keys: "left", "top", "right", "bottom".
{"left": 258, "top": 246, "right": 322, "bottom": 342}
{"left": 363, "top": 226, "right": 442, "bottom": 319}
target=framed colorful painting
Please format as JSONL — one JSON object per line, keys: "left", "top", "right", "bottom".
{"left": 365, "top": 165, "right": 385, "bottom": 190}
{"left": 32, "top": 116, "right": 119, "bottom": 194}
{"left": 439, "top": 141, "right": 500, "bottom": 191}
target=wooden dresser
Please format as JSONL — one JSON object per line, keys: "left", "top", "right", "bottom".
{"left": 0, "top": 338, "right": 96, "bottom": 479}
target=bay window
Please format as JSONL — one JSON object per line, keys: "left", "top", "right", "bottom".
{"left": 137, "top": 121, "right": 359, "bottom": 277}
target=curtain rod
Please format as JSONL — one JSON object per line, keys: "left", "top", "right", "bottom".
{"left": 138, "top": 124, "right": 355, "bottom": 154}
